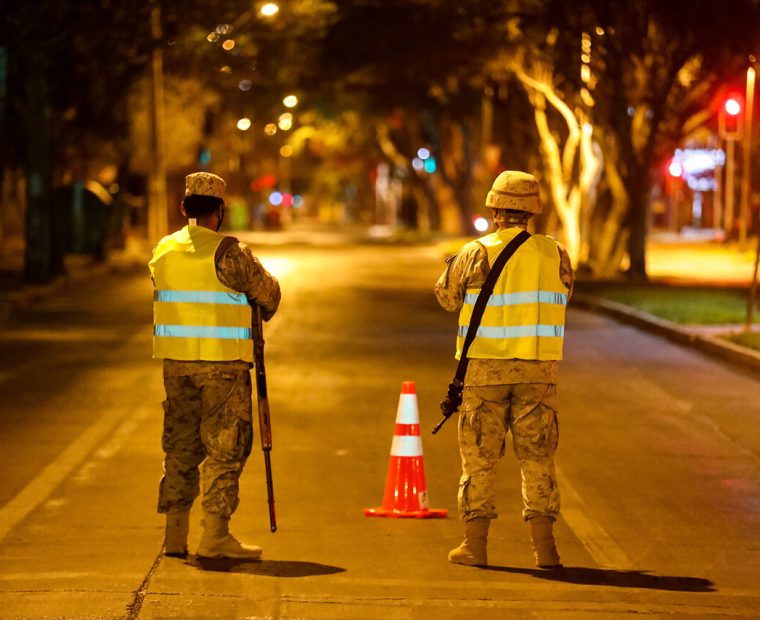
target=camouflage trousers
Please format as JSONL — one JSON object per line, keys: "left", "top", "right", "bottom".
{"left": 157, "top": 365, "right": 253, "bottom": 519}
{"left": 457, "top": 383, "right": 560, "bottom": 522}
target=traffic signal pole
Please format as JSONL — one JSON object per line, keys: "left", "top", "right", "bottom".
{"left": 725, "top": 138, "right": 737, "bottom": 238}
{"left": 719, "top": 96, "right": 744, "bottom": 238}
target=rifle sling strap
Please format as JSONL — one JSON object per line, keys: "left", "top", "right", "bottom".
{"left": 452, "top": 229, "right": 531, "bottom": 386}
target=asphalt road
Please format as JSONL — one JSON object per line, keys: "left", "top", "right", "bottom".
{"left": 0, "top": 240, "right": 759, "bottom": 619}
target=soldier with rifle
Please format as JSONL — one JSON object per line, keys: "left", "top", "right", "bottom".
{"left": 434, "top": 171, "right": 574, "bottom": 569}
{"left": 150, "top": 172, "right": 280, "bottom": 560}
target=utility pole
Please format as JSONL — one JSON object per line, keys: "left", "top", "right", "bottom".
{"left": 148, "top": 0, "right": 168, "bottom": 243}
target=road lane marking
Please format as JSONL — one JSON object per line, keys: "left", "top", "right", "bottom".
{"left": 72, "top": 406, "right": 151, "bottom": 485}
{"left": 0, "top": 406, "right": 134, "bottom": 543}
{"left": 556, "top": 467, "right": 635, "bottom": 569}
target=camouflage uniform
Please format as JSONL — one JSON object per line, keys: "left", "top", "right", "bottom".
{"left": 434, "top": 229, "right": 573, "bottom": 522}
{"left": 156, "top": 240, "right": 280, "bottom": 518}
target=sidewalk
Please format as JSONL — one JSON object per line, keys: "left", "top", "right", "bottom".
{"left": 579, "top": 232, "right": 760, "bottom": 377}
{"left": 571, "top": 292, "right": 760, "bottom": 377}
{"left": 0, "top": 234, "right": 149, "bottom": 321}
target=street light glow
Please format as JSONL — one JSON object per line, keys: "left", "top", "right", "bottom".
{"left": 222, "top": 39, "right": 236, "bottom": 51}
{"left": 283, "top": 95, "right": 298, "bottom": 108}
{"left": 725, "top": 97, "right": 741, "bottom": 116}
{"left": 261, "top": 3, "right": 279, "bottom": 17}
{"left": 278, "top": 113, "right": 293, "bottom": 130}
{"left": 237, "top": 117, "right": 252, "bottom": 131}
{"left": 473, "top": 216, "right": 490, "bottom": 233}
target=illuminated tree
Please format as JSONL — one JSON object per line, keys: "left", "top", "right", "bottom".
{"left": 492, "top": 0, "right": 759, "bottom": 278}
{"left": 501, "top": 51, "right": 602, "bottom": 265}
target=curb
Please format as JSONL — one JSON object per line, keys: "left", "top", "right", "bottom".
{"left": 0, "top": 254, "right": 144, "bottom": 322}
{"left": 572, "top": 293, "right": 760, "bottom": 378}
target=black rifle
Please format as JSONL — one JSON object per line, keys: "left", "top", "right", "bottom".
{"left": 433, "top": 230, "right": 531, "bottom": 434}
{"left": 252, "top": 305, "right": 277, "bottom": 532}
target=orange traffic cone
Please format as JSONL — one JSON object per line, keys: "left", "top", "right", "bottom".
{"left": 364, "top": 381, "right": 448, "bottom": 519}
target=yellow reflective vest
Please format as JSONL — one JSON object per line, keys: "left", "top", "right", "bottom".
{"left": 149, "top": 226, "right": 253, "bottom": 362}
{"left": 457, "top": 228, "right": 568, "bottom": 361}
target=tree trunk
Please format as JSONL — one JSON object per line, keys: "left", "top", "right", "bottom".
{"left": 429, "top": 174, "right": 466, "bottom": 233}
{"left": 426, "top": 116, "right": 473, "bottom": 234}
{"left": 625, "top": 168, "right": 650, "bottom": 282}
{"left": 23, "top": 58, "right": 61, "bottom": 282}
{"left": 588, "top": 133, "right": 629, "bottom": 278}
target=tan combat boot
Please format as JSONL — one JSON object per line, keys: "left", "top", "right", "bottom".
{"left": 195, "top": 513, "right": 263, "bottom": 560}
{"left": 163, "top": 510, "right": 190, "bottom": 558}
{"left": 448, "top": 517, "right": 489, "bottom": 566}
{"left": 529, "top": 516, "right": 562, "bottom": 568}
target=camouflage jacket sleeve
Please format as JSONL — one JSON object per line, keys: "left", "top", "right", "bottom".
{"left": 433, "top": 241, "right": 489, "bottom": 312}
{"left": 215, "top": 239, "right": 281, "bottom": 321}
{"left": 556, "top": 242, "right": 575, "bottom": 300}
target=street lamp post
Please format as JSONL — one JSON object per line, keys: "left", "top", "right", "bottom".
{"left": 740, "top": 65, "right": 756, "bottom": 249}
{"left": 748, "top": 230, "right": 760, "bottom": 330}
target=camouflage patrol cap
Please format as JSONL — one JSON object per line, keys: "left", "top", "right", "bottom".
{"left": 185, "top": 172, "right": 226, "bottom": 199}
{"left": 485, "top": 170, "right": 541, "bottom": 215}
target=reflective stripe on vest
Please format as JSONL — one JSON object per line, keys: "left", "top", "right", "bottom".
{"left": 463, "top": 291, "right": 568, "bottom": 307}
{"left": 149, "top": 226, "right": 253, "bottom": 362}
{"left": 154, "top": 325, "right": 252, "bottom": 339}
{"left": 154, "top": 290, "right": 248, "bottom": 305}
{"left": 457, "top": 324, "right": 565, "bottom": 339}
{"left": 456, "top": 228, "right": 568, "bottom": 361}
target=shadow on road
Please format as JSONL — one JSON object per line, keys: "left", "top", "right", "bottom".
{"left": 482, "top": 565, "right": 715, "bottom": 592}
{"left": 188, "top": 557, "right": 346, "bottom": 578}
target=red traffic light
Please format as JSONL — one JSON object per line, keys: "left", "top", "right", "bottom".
{"left": 719, "top": 94, "right": 744, "bottom": 139}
